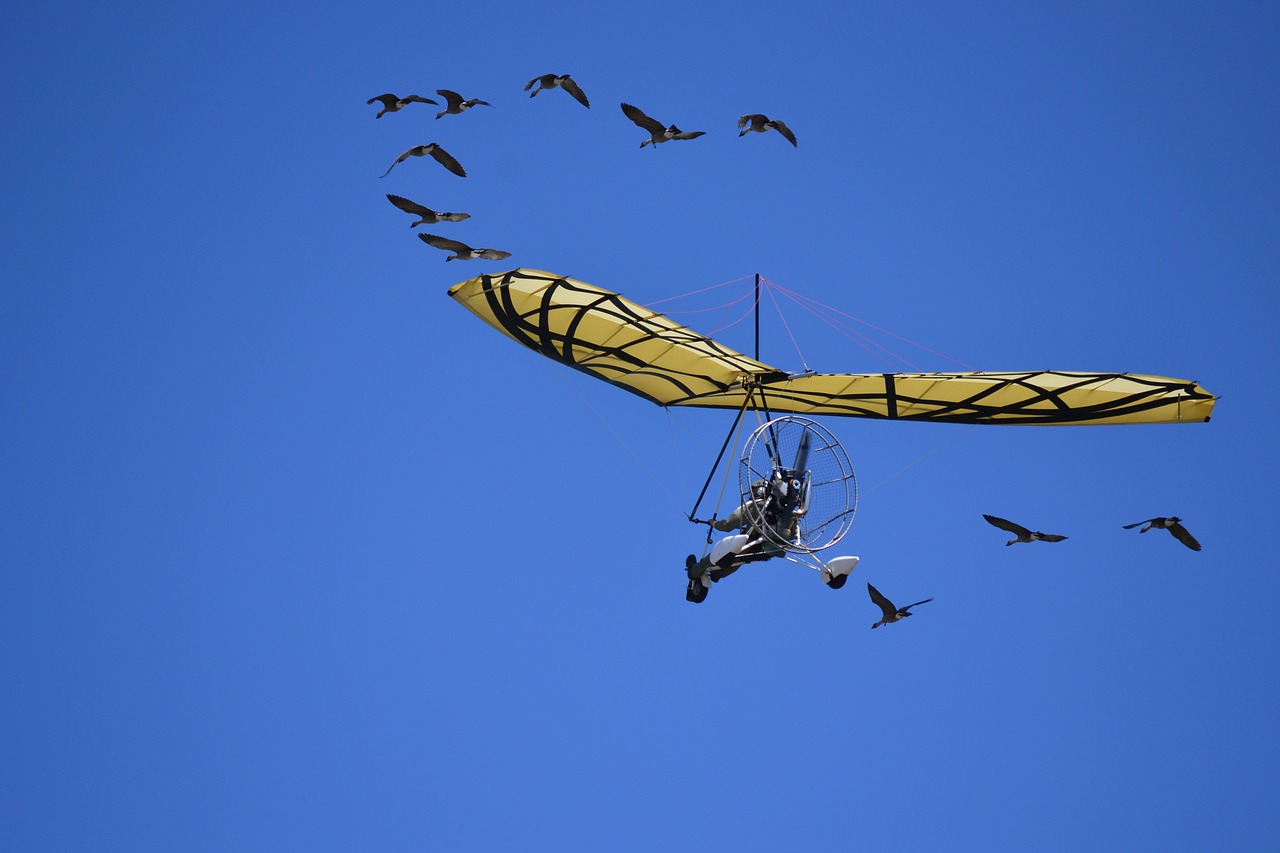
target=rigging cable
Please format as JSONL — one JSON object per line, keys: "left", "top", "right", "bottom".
{"left": 644, "top": 274, "right": 755, "bottom": 307}
{"left": 861, "top": 425, "right": 977, "bottom": 495}
{"left": 553, "top": 371, "right": 687, "bottom": 518}
{"left": 764, "top": 278, "right": 977, "bottom": 371}
{"left": 686, "top": 391, "right": 755, "bottom": 524}
{"left": 762, "top": 281, "right": 810, "bottom": 372}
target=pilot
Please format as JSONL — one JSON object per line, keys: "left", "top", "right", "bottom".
{"left": 685, "top": 477, "right": 800, "bottom": 601}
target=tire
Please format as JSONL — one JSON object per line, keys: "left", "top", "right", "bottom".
{"left": 685, "top": 578, "right": 709, "bottom": 603}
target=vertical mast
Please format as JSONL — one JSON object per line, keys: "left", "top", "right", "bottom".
{"left": 754, "top": 272, "right": 761, "bottom": 361}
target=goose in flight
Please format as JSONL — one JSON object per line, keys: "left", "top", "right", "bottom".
{"left": 367, "top": 93, "right": 438, "bottom": 118}
{"left": 379, "top": 143, "right": 466, "bottom": 179}
{"left": 417, "top": 233, "right": 510, "bottom": 262}
{"left": 435, "top": 89, "right": 493, "bottom": 118}
{"left": 385, "top": 194, "right": 470, "bottom": 227}
{"left": 1122, "top": 517, "right": 1202, "bottom": 551}
{"left": 983, "top": 514, "right": 1068, "bottom": 546}
{"left": 868, "top": 583, "right": 933, "bottom": 629}
{"left": 737, "top": 113, "right": 797, "bottom": 147}
{"left": 621, "top": 103, "right": 706, "bottom": 148}
{"left": 525, "top": 74, "right": 590, "bottom": 108}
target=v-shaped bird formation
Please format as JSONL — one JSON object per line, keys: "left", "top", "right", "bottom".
{"left": 368, "top": 73, "right": 800, "bottom": 265}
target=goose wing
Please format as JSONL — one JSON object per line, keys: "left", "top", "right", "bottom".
{"left": 867, "top": 583, "right": 897, "bottom": 618}
{"left": 436, "top": 89, "right": 464, "bottom": 109}
{"left": 560, "top": 76, "right": 590, "bottom": 107}
{"left": 771, "top": 119, "right": 798, "bottom": 147}
{"left": 428, "top": 145, "right": 466, "bottom": 177}
{"left": 621, "top": 103, "right": 664, "bottom": 133}
{"left": 1168, "top": 521, "right": 1202, "bottom": 551}
{"left": 418, "top": 233, "right": 470, "bottom": 253}
{"left": 984, "top": 514, "right": 1030, "bottom": 537}
{"left": 379, "top": 146, "right": 422, "bottom": 178}
{"left": 386, "top": 194, "right": 434, "bottom": 218}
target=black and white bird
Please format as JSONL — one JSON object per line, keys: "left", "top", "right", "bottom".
{"left": 983, "top": 514, "right": 1068, "bottom": 546}
{"left": 1122, "top": 517, "right": 1202, "bottom": 551}
{"left": 435, "top": 89, "right": 492, "bottom": 118}
{"left": 379, "top": 143, "right": 466, "bottom": 179}
{"left": 621, "top": 103, "right": 706, "bottom": 148}
{"left": 867, "top": 583, "right": 933, "bottom": 629}
{"left": 525, "top": 74, "right": 590, "bottom": 108}
{"left": 385, "top": 194, "right": 470, "bottom": 227}
{"left": 417, "top": 233, "right": 510, "bottom": 262}
{"left": 367, "top": 93, "right": 439, "bottom": 118}
{"left": 737, "top": 113, "right": 797, "bottom": 147}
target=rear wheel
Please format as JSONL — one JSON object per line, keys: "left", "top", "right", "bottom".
{"left": 685, "top": 577, "right": 709, "bottom": 603}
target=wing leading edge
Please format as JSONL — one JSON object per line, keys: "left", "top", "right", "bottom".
{"left": 447, "top": 269, "right": 1216, "bottom": 425}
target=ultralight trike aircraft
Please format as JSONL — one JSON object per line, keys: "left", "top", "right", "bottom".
{"left": 448, "top": 269, "right": 1216, "bottom": 603}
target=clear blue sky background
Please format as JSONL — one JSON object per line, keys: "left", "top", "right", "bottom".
{"left": 4, "top": 2, "right": 1278, "bottom": 850}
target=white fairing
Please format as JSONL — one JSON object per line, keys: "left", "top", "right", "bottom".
{"left": 709, "top": 533, "right": 752, "bottom": 566}
{"left": 819, "top": 555, "right": 859, "bottom": 585}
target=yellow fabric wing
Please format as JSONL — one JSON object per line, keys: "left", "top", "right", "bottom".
{"left": 448, "top": 269, "right": 1215, "bottom": 425}
{"left": 448, "top": 268, "right": 773, "bottom": 404}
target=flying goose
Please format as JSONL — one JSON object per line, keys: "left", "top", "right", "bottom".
{"left": 367, "top": 93, "right": 439, "bottom": 118}
{"left": 983, "top": 514, "right": 1068, "bottom": 546}
{"left": 1122, "top": 517, "right": 1202, "bottom": 551}
{"left": 379, "top": 143, "right": 466, "bottom": 179}
{"left": 435, "top": 89, "right": 492, "bottom": 118}
{"left": 620, "top": 103, "right": 706, "bottom": 148}
{"left": 868, "top": 583, "right": 933, "bottom": 629}
{"left": 737, "top": 113, "right": 797, "bottom": 147}
{"left": 385, "top": 194, "right": 470, "bottom": 227}
{"left": 417, "top": 233, "right": 510, "bottom": 262}
{"left": 525, "top": 74, "right": 590, "bottom": 108}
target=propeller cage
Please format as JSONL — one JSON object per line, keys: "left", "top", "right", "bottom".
{"left": 738, "top": 416, "right": 857, "bottom": 554}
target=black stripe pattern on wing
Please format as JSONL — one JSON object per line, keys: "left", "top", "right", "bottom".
{"left": 475, "top": 270, "right": 764, "bottom": 405}
{"left": 670, "top": 370, "right": 1215, "bottom": 424}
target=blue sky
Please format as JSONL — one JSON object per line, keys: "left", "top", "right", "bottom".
{"left": 3, "top": 1, "right": 1278, "bottom": 850}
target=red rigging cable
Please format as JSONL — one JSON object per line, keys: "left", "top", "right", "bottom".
{"left": 766, "top": 282, "right": 921, "bottom": 371}
{"left": 707, "top": 292, "right": 760, "bottom": 339}
{"left": 647, "top": 273, "right": 975, "bottom": 372}
{"left": 644, "top": 274, "right": 756, "bottom": 307}
{"left": 764, "top": 282, "right": 808, "bottom": 371}
{"left": 656, "top": 289, "right": 755, "bottom": 318}
{"left": 763, "top": 278, "right": 977, "bottom": 371}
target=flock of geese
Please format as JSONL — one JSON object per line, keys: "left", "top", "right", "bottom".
{"left": 369, "top": 80, "right": 1203, "bottom": 627}
{"left": 866, "top": 513, "right": 1203, "bottom": 630}
{"left": 368, "top": 75, "right": 797, "bottom": 262}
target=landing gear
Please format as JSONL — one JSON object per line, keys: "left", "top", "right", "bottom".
{"left": 825, "top": 572, "right": 849, "bottom": 590}
{"left": 820, "top": 555, "right": 859, "bottom": 590}
{"left": 685, "top": 577, "right": 709, "bottom": 603}
{"left": 685, "top": 554, "right": 709, "bottom": 603}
